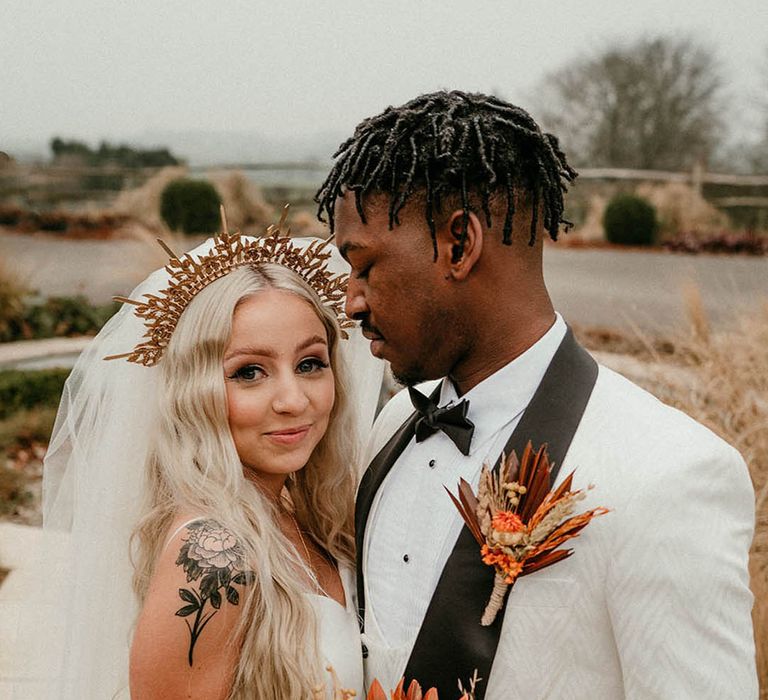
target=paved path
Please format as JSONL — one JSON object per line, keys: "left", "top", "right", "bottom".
{"left": 545, "top": 246, "right": 768, "bottom": 333}
{"left": 0, "top": 336, "right": 92, "bottom": 369}
{"left": 2, "top": 231, "right": 767, "bottom": 332}
{"left": 0, "top": 230, "right": 171, "bottom": 303}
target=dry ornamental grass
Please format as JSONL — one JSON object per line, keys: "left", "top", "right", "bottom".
{"left": 603, "top": 289, "right": 768, "bottom": 696}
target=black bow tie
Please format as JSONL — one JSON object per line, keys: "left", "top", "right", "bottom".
{"left": 408, "top": 386, "right": 475, "bottom": 456}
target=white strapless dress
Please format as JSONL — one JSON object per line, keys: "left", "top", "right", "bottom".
{"left": 309, "top": 566, "right": 365, "bottom": 697}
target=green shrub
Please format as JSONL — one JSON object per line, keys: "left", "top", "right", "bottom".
{"left": 0, "top": 406, "right": 58, "bottom": 452}
{"left": 0, "top": 206, "right": 23, "bottom": 226}
{"left": 0, "top": 368, "right": 69, "bottom": 420}
{"left": 160, "top": 178, "right": 222, "bottom": 234}
{"left": 603, "top": 194, "right": 659, "bottom": 246}
{"left": 0, "top": 464, "right": 31, "bottom": 517}
{"left": 24, "top": 296, "right": 118, "bottom": 338}
{"left": 0, "top": 295, "right": 119, "bottom": 342}
{"left": 0, "top": 263, "right": 28, "bottom": 341}
{"left": 37, "top": 212, "right": 69, "bottom": 232}
{"left": 0, "top": 406, "right": 58, "bottom": 519}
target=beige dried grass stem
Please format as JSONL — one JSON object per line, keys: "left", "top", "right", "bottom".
{"left": 681, "top": 280, "right": 710, "bottom": 345}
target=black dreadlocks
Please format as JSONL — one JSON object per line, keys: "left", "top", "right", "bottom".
{"left": 315, "top": 90, "right": 577, "bottom": 259}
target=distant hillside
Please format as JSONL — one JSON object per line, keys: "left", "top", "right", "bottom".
{"left": 5, "top": 130, "right": 347, "bottom": 167}
{"left": 131, "top": 129, "right": 346, "bottom": 166}
{"left": 50, "top": 138, "right": 182, "bottom": 168}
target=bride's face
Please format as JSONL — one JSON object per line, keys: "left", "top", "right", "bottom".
{"left": 223, "top": 288, "right": 335, "bottom": 491}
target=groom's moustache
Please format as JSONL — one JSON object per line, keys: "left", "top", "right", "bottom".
{"left": 360, "top": 319, "right": 384, "bottom": 339}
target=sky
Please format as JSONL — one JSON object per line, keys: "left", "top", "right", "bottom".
{"left": 2, "top": 0, "right": 766, "bottom": 161}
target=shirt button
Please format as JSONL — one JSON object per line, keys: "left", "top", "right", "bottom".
{"left": 428, "top": 459, "right": 436, "bottom": 468}
{"left": 403, "top": 554, "right": 410, "bottom": 563}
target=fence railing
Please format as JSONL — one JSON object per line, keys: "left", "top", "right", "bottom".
{"left": 4, "top": 161, "right": 768, "bottom": 183}
{"left": 3, "top": 162, "right": 768, "bottom": 213}
{"left": 576, "top": 167, "right": 768, "bottom": 187}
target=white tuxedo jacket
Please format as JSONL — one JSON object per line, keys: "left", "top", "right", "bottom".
{"left": 360, "top": 365, "right": 757, "bottom": 699}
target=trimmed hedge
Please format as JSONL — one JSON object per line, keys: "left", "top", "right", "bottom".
{"left": 0, "top": 368, "right": 69, "bottom": 420}
{"left": 603, "top": 194, "right": 658, "bottom": 246}
{"left": 160, "top": 178, "right": 222, "bottom": 234}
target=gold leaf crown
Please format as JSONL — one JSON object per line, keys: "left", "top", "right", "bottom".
{"left": 105, "top": 205, "right": 354, "bottom": 367}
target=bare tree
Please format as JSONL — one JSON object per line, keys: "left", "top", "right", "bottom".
{"left": 534, "top": 36, "right": 724, "bottom": 171}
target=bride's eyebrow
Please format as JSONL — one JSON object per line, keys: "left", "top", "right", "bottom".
{"left": 294, "top": 334, "right": 328, "bottom": 353}
{"left": 224, "top": 335, "right": 327, "bottom": 362}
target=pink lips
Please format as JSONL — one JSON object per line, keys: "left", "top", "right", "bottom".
{"left": 361, "top": 330, "right": 385, "bottom": 357}
{"left": 370, "top": 338, "right": 385, "bottom": 357}
{"left": 265, "top": 425, "right": 311, "bottom": 445}
{"left": 362, "top": 328, "right": 383, "bottom": 342}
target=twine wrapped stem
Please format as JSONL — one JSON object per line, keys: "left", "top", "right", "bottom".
{"left": 481, "top": 571, "right": 510, "bottom": 626}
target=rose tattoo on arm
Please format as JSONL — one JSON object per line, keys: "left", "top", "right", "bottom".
{"left": 174, "top": 519, "right": 255, "bottom": 666}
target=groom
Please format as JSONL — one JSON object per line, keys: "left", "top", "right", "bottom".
{"left": 316, "top": 91, "right": 757, "bottom": 699}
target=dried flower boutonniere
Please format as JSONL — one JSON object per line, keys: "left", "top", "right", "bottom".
{"left": 446, "top": 442, "right": 609, "bottom": 626}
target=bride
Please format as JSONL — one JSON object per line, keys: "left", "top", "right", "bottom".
{"left": 40, "top": 212, "right": 382, "bottom": 699}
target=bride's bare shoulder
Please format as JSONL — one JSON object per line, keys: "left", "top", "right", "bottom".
{"left": 130, "top": 516, "right": 254, "bottom": 699}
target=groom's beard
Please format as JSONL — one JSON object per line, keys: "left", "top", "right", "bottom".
{"left": 360, "top": 319, "right": 425, "bottom": 387}
{"left": 391, "top": 364, "right": 429, "bottom": 388}
{"left": 354, "top": 308, "right": 468, "bottom": 387}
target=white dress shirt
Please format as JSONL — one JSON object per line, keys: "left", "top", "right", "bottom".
{"left": 365, "top": 313, "right": 567, "bottom": 648}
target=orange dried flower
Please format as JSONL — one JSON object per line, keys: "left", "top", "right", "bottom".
{"left": 366, "top": 679, "right": 388, "bottom": 700}
{"left": 368, "top": 676, "right": 474, "bottom": 700}
{"left": 481, "top": 545, "right": 524, "bottom": 583}
{"left": 390, "top": 678, "right": 439, "bottom": 700}
{"left": 491, "top": 510, "right": 524, "bottom": 533}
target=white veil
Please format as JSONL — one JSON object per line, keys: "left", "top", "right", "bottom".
{"left": 32, "top": 236, "right": 383, "bottom": 698}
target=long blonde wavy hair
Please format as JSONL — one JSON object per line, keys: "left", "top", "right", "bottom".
{"left": 131, "top": 264, "right": 358, "bottom": 699}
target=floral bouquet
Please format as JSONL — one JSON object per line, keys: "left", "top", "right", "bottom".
{"left": 366, "top": 677, "right": 476, "bottom": 699}
{"left": 446, "top": 442, "right": 609, "bottom": 625}
{"left": 318, "top": 667, "right": 478, "bottom": 699}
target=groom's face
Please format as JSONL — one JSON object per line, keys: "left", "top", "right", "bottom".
{"left": 335, "top": 193, "right": 461, "bottom": 385}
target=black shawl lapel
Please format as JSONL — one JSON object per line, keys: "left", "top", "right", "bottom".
{"left": 355, "top": 384, "right": 442, "bottom": 622}
{"left": 403, "top": 328, "right": 598, "bottom": 698}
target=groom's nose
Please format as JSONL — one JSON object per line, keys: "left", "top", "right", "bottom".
{"left": 345, "top": 277, "right": 369, "bottom": 321}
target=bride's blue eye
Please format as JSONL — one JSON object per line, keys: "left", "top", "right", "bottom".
{"left": 297, "top": 358, "right": 328, "bottom": 374}
{"left": 228, "top": 364, "right": 264, "bottom": 381}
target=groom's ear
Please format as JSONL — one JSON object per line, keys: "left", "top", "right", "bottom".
{"left": 435, "top": 209, "right": 484, "bottom": 281}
